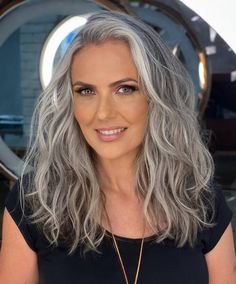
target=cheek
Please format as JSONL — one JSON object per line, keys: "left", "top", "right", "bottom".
{"left": 123, "top": 102, "right": 148, "bottom": 126}
{"left": 73, "top": 104, "right": 93, "bottom": 126}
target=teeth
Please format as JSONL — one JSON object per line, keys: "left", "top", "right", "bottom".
{"left": 98, "top": 128, "right": 126, "bottom": 135}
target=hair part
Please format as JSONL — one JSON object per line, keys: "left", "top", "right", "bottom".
{"left": 22, "top": 10, "right": 215, "bottom": 254}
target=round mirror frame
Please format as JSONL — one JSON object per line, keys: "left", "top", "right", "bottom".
{"left": 0, "top": 0, "right": 211, "bottom": 180}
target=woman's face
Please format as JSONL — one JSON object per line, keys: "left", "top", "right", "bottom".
{"left": 71, "top": 39, "right": 148, "bottom": 161}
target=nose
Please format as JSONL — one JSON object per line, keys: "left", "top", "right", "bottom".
{"left": 96, "top": 93, "right": 116, "bottom": 120}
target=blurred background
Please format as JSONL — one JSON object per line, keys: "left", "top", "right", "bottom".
{"left": 0, "top": 0, "right": 235, "bottom": 247}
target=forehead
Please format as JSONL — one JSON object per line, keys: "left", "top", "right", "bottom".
{"left": 70, "top": 40, "right": 139, "bottom": 82}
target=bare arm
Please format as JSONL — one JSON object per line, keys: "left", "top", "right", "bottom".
{"left": 205, "top": 223, "right": 236, "bottom": 284}
{"left": 0, "top": 208, "right": 39, "bottom": 284}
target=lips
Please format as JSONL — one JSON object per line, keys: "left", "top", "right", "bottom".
{"left": 95, "top": 126, "right": 128, "bottom": 131}
{"left": 95, "top": 127, "right": 128, "bottom": 141}
{"left": 96, "top": 127, "right": 127, "bottom": 135}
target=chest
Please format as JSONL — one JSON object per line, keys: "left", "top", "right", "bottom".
{"left": 103, "top": 193, "right": 156, "bottom": 238}
{"left": 37, "top": 237, "right": 208, "bottom": 284}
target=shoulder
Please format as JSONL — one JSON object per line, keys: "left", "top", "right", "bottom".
{"left": 4, "top": 173, "right": 38, "bottom": 252}
{"left": 199, "top": 182, "right": 233, "bottom": 254}
{"left": 0, "top": 175, "right": 39, "bottom": 283}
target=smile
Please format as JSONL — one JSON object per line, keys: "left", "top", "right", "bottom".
{"left": 97, "top": 128, "right": 126, "bottom": 135}
{"left": 95, "top": 127, "right": 127, "bottom": 141}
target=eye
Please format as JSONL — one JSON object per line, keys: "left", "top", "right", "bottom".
{"left": 74, "top": 87, "right": 95, "bottom": 96}
{"left": 118, "top": 85, "right": 138, "bottom": 95}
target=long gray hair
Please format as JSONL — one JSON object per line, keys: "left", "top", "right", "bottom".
{"left": 21, "top": 10, "right": 215, "bottom": 254}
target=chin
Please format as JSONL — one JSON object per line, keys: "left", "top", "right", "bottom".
{"left": 95, "top": 150, "right": 127, "bottom": 161}
{"left": 92, "top": 145, "right": 141, "bottom": 162}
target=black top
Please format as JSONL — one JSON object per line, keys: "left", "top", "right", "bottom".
{"left": 5, "top": 181, "right": 232, "bottom": 284}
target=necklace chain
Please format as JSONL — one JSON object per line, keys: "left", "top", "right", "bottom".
{"left": 111, "top": 232, "right": 144, "bottom": 284}
{"left": 104, "top": 206, "right": 145, "bottom": 284}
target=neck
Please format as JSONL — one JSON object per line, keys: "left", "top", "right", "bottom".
{"left": 97, "top": 153, "right": 138, "bottom": 196}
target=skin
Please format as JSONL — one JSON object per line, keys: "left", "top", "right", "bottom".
{"left": 0, "top": 39, "right": 235, "bottom": 283}
{"left": 71, "top": 40, "right": 148, "bottom": 183}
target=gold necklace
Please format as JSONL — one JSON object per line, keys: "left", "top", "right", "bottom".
{"left": 104, "top": 207, "right": 145, "bottom": 284}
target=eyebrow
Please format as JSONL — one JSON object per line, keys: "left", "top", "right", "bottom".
{"left": 72, "top": 78, "right": 138, "bottom": 88}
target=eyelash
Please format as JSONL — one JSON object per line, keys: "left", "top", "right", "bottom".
{"left": 74, "top": 85, "right": 138, "bottom": 96}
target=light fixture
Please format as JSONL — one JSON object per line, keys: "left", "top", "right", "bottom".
{"left": 40, "top": 16, "right": 88, "bottom": 89}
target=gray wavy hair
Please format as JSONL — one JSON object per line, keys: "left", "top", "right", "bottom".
{"left": 21, "top": 10, "right": 215, "bottom": 254}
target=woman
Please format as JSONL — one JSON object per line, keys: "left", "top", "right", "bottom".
{"left": 0, "top": 11, "right": 235, "bottom": 284}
